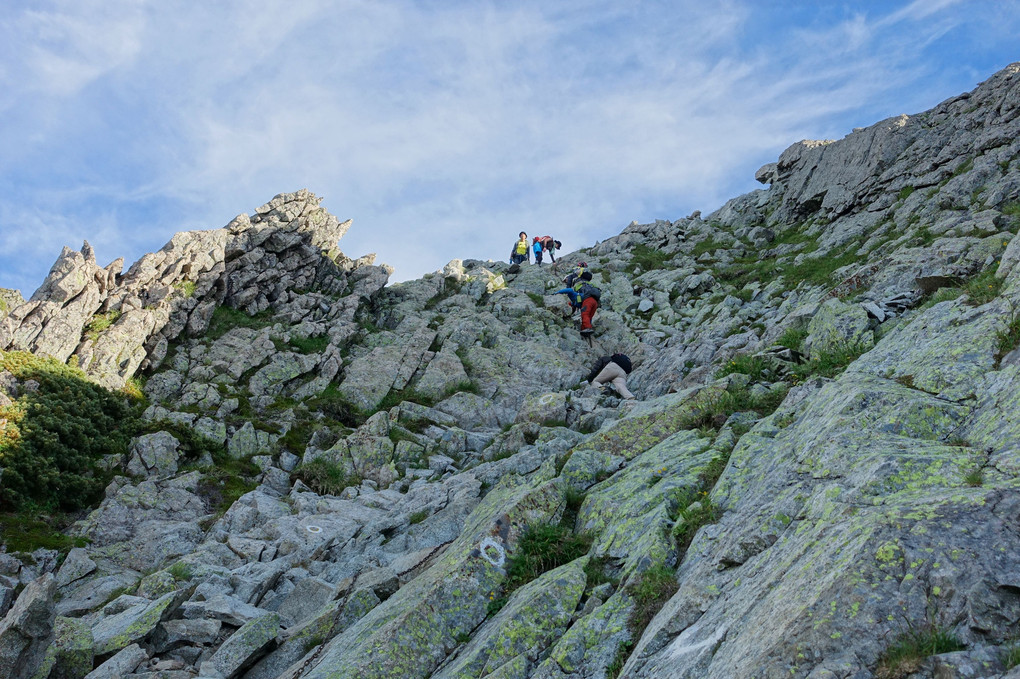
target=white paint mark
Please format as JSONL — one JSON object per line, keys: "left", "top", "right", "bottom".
{"left": 306, "top": 525, "right": 322, "bottom": 534}
{"left": 666, "top": 623, "right": 728, "bottom": 659}
{"left": 479, "top": 537, "right": 506, "bottom": 567}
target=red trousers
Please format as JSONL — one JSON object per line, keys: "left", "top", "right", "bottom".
{"left": 580, "top": 297, "right": 598, "bottom": 331}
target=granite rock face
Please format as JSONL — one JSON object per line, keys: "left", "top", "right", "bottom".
{"left": 2, "top": 63, "right": 1020, "bottom": 678}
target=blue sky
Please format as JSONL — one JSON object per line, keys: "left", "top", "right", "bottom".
{"left": 1, "top": 0, "right": 1018, "bottom": 296}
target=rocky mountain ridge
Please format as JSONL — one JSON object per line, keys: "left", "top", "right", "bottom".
{"left": 0, "top": 63, "right": 1019, "bottom": 678}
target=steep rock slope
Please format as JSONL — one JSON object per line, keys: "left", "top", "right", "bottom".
{"left": 0, "top": 64, "right": 1019, "bottom": 679}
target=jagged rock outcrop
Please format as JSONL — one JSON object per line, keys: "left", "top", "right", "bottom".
{"left": 0, "top": 189, "right": 388, "bottom": 388}
{"left": 1, "top": 63, "right": 1020, "bottom": 679}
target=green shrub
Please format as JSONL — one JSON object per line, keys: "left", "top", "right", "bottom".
{"left": 963, "top": 468, "right": 984, "bottom": 487}
{"left": 526, "top": 291, "right": 544, "bottom": 306}
{"left": 293, "top": 458, "right": 359, "bottom": 496}
{"left": 489, "top": 522, "right": 592, "bottom": 616}
{"left": 408, "top": 510, "right": 429, "bottom": 525}
{"left": 897, "top": 186, "right": 915, "bottom": 201}
{"left": 875, "top": 623, "right": 963, "bottom": 678}
{"left": 0, "top": 351, "right": 136, "bottom": 512}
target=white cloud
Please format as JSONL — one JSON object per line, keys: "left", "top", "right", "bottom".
{"left": 1, "top": 0, "right": 1019, "bottom": 293}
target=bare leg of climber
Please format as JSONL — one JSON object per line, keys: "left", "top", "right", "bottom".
{"left": 592, "top": 362, "right": 635, "bottom": 399}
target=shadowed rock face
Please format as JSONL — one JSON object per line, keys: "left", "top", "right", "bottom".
{"left": 1, "top": 64, "right": 1020, "bottom": 679}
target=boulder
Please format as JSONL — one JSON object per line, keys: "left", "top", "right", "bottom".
{"left": 201, "top": 612, "right": 281, "bottom": 678}
{"left": 803, "top": 298, "right": 874, "bottom": 358}
{"left": 0, "top": 574, "right": 56, "bottom": 679}
{"left": 126, "top": 431, "right": 181, "bottom": 478}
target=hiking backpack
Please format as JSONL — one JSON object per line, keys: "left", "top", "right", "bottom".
{"left": 578, "top": 282, "right": 602, "bottom": 302}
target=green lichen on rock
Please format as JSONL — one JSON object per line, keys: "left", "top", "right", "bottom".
{"left": 30, "top": 616, "right": 93, "bottom": 679}
{"left": 578, "top": 429, "right": 714, "bottom": 577}
{"left": 91, "top": 590, "right": 180, "bottom": 655}
{"left": 433, "top": 558, "right": 587, "bottom": 678}
{"left": 301, "top": 461, "right": 565, "bottom": 679}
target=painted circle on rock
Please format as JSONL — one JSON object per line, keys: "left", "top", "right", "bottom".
{"left": 479, "top": 537, "right": 506, "bottom": 567}
{"left": 538, "top": 393, "right": 556, "bottom": 406}
{"left": 306, "top": 525, "right": 322, "bottom": 534}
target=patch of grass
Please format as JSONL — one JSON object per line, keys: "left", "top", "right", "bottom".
{"left": 293, "top": 458, "right": 360, "bottom": 496}
{"left": 668, "top": 486, "right": 723, "bottom": 552}
{"left": 582, "top": 555, "right": 617, "bottom": 590}
{"left": 606, "top": 640, "right": 633, "bottom": 678}
{"left": 952, "top": 156, "right": 974, "bottom": 177}
{"left": 408, "top": 510, "right": 429, "bottom": 525}
{"left": 781, "top": 246, "right": 859, "bottom": 287}
{"left": 525, "top": 291, "right": 544, "bottom": 306}
{"left": 174, "top": 280, "right": 197, "bottom": 298}
{"left": 963, "top": 265, "right": 1002, "bottom": 305}
{"left": 627, "top": 244, "right": 672, "bottom": 274}
{"left": 626, "top": 563, "right": 679, "bottom": 643}
{"left": 197, "top": 455, "right": 260, "bottom": 515}
{"left": 278, "top": 420, "right": 317, "bottom": 455}
{"left": 488, "top": 522, "right": 592, "bottom": 616}
{"left": 560, "top": 485, "right": 586, "bottom": 530}
{"left": 289, "top": 334, "right": 330, "bottom": 354}
{"left": 715, "top": 354, "right": 776, "bottom": 381}
{"left": 875, "top": 623, "right": 963, "bottom": 679}
{"left": 691, "top": 237, "right": 723, "bottom": 257}
{"left": 167, "top": 561, "right": 194, "bottom": 582}
{"left": 306, "top": 384, "right": 367, "bottom": 428}
{"left": 682, "top": 383, "right": 788, "bottom": 431}
{"left": 995, "top": 309, "right": 1020, "bottom": 360}
{"left": 1003, "top": 642, "right": 1020, "bottom": 669}
{"left": 206, "top": 306, "right": 275, "bottom": 341}
{"left": 963, "top": 468, "right": 984, "bottom": 487}
{"left": 897, "top": 186, "right": 915, "bottom": 201}
{"left": 0, "top": 512, "right": 89, "bottom": 554}
{"left": 441, "top": 380, "right": 480, "bottom": 399}
{"left": 121, "top": 376, "right": 147, "bottom": 403}
{"left": 915, "top": 225, "right": 937, "bottom": 246}
{"left": 377, "top": 387, "right": 439, "bottom": 412}
{"left": 303, "top": 633, "right": 327, "bottom": 653}
{"left": 777, "top": 326, "right": 808, "bottom": 352}
{"left": 84, "top": 309, "right": 123, "bottom": 341}
{"left": 424, "top": 277, "right": 465, "bottom": 310}
{"left": 791, "top": 342, "right": 870, "bottom": 381}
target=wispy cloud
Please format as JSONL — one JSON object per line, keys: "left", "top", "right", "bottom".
{"left": 0, "top": 0, "right": 1018, "bottom": 293}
